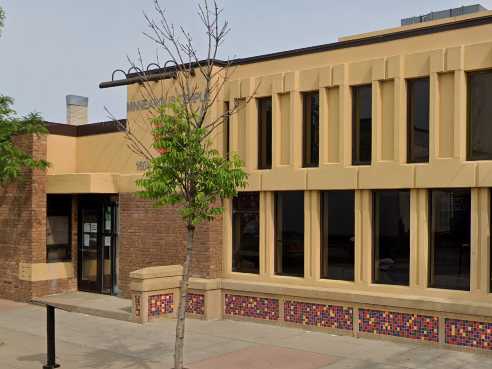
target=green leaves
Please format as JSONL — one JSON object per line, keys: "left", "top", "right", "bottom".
{"left": 0, "top": 11, "right": 49, "bottom": 186}
{"left": 0, "top": 95, "right": 49, "bottom": 186}
{"left": 137, "top": 101, "right": 247, "bottom": 225}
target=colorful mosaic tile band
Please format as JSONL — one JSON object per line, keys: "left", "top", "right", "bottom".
{"left": 134, "top": 295, "right": 141, "bottom": 317}
{"left": 186, "top": 293, "right": 205, "bottom": 315}
{"left": 148, "top": 293, "right": 174, "bottom": 318}
{"left": 446, "top": 318, "right": 492, "bottom": 349}
{"left": 284, "top": 300, "right": 353, "bottom": 330}
{"left": 359, "top": 308, "right": 439, "bottom": 342}
{"left": 224, "top": 294, "right": 279, "bottom": 320}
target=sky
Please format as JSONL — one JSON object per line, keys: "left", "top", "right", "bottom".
{"left": 1, "top": 1, "right": 492, "bottom": 123}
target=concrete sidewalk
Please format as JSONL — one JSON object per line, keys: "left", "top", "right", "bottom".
{"left": 1, "top": 299, "right": 492, "bottom": 369}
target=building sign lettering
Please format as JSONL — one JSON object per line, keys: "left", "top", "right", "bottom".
{"left": 127, "top": 93, "right": 205, "bottom": 112}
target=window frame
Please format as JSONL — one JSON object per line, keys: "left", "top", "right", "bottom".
{"left": 257, "top": 97, "right": 273, "bottom": 170}
{"left": 274, "top": 191, "right": 305, "bottom": 277}
{"left": 46, "top": 195, "right": 72, "bottom": 263}
{"left": 223, "top": 101, "right": 230, "bottom": 159}
{"left": 302, "top": 91, "right": 319, "bottom": 168}
{"left": 372, "top": 189, "right": 411, "bottom": 286}
{"left": 428, "top": 188, "right": 471, "bottom": 291}
{"left": 231, "top": 191, "right": 260, "bottom": 274}
{"left": 352, "top": 84, "right": 372, "bottom": 166}
{"left": 407, "top": 77, "right": 430, "bottom": 163}
{"left": 467, "top": 69, "right": 492, "bottom": 161}
{"left": 320, "top": 190, "right": 355, "bottom": 281}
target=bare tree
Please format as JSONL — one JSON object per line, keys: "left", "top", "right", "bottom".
{"left": 104, "top": 1, "right": 257, "bottom": 368}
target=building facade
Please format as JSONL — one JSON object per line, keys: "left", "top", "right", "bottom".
{"left": 3, "top": 7, "right": 492, "bottom": 350}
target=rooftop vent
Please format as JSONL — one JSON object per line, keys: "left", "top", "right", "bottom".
{"left": 401, "top": 4, "right": 488, "bottom": 26}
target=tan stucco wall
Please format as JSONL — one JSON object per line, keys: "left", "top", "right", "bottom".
{"left": 43, "top": 13, "right": 492, "bottom": 310}
{"left": 46, "top": 135, "right": 77, "bottom": 174}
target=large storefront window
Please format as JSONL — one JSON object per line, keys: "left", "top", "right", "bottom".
{"left": 232, "top": 192, "right": 260, "bottom": 273}
{"left": 275, "top": 191, "right": 304, "bottom": 277}
{"left": 46, "top": 195, "right": 72, "bottom": 263}
{"left": 321, "top": 191, "right": 355, "bottom": 281}
{"left": 258, "top": 97, "right": 272, "bottom": 169}
{"left": 373, "top": 190, "right": 410, "bottom": 286}
{"left": 429, "top": 189, "right": 470, "bottom": 291}
{"left": 407, "top": 78, "right": 430, "bottom": 163}
{"left": 468, "top": 70, "right": 492, "bottom": 160}
{"left": 352, "top": 84, "right": 372, "bottom": 165}
{"left": 302, "top": 92, "right": 319, "bottom": 167}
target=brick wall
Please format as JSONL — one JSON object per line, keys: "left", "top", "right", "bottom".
{"left": 0, "top": 134, "right": 76, "bottom": 301}
{"left": 118, "top": 193, "right": 223, "bottom": 297}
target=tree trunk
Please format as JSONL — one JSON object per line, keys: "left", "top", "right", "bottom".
{"left": 174, "top": 224, "right": 194, "bottom": 369}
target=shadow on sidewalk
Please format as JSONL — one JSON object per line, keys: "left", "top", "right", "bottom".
{"left": 17, "top": 341, "right": 165, "bottom": 369}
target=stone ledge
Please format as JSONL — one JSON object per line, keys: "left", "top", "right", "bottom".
{"left": 220, "top": 279, "right": 492, "bottom": 318}
{"left": 130, "top": 265, "right": 183, "bottom": 280}
{"left": 18, "top": 262, "right": 74, "bottom": 282}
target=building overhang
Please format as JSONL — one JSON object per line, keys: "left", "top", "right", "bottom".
{"left": 47, "top": 173, "right": 142, "bottom": 194}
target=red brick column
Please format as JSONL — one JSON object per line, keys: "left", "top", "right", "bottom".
{"left": 118, "top": 193, "right": 223, "bottom": 297}
{"left": 0, "top": 134, "right": 76, "bottom": 301}
{"left": 0, "top": 134, "right": 46, "bottom": 301}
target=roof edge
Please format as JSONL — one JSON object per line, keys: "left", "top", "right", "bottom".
{"left": 99, "top": 11, "right": 492, "bottom": 89}
{"left": 45, "top": 120, "right": 127, "bottom": 137}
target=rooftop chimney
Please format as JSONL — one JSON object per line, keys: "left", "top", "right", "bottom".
{"left": 66, "top": 95, "right": 88, "bottom": 125}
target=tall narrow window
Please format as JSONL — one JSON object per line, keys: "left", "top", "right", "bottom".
{"left": 232, "top": 192, "right": 259, "bottom": 273}
{"left": 223, "top": 101, "right": 230, "bottom": 159}
{"left": 373, "top": 190, "right": 410, "bottom": 285}
{"left": 321, "top": 191, "right": 355, "bottom": 281}
{"left": 352, "top": 85, "right": 372, "bottom": 165}
{"left": 429, "top": 189, "right": 470, "bottom": 291}
{"left": 46, "top": 195, "right": 72, "bottom": 262}
{"left": 302, "top": 92, "right": 319, "bottom": 167}
{"left": 258, "top": 97, "right": 272, "bottom": 169}
{"left": 468, "top": 70, "right": 492, "bottom": 160}
{"left": 275, "top": 191, "right": 304, "bottom": 277}
{"left": 407, "top": 78, "right": 430, "bottom": 163}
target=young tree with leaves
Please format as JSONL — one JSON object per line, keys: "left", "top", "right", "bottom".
{"left": 138, "top": 101, "right": 246, "bottom": 368}
{"left": 111, "top": 1, "right": 259, "bottom": 368}
{"left": 0, "top": 7, "right": 49, "bottom": 186}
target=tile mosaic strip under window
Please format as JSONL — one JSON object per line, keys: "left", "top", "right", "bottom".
{"left": 284, "top": 300, "right": 353, "bottom": 330}
{"left": 446, "top": 318, "right": 492, "bottom": 350}
{"left": 224, "top": 294, "right": 279, "bottom": 321}
{"left": 148, "top": 293, "right": 174, "bottom": 318}
{"left": 359, "top": 308, "right": 439, "bottom": 342}
{"left": 186, "top": 293, "right": 205, "bottom": 315}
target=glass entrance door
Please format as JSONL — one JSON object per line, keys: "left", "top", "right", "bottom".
{"left": 78, "top": 197, "right": 117, "bottom": 294}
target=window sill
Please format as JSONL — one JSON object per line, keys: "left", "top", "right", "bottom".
{"left": 220, "top": 278, "right": 492, "bottom": 317}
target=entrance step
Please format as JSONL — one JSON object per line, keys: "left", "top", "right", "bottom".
{"left": 32, "top": 291, "right": 132, "bottom": 322}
